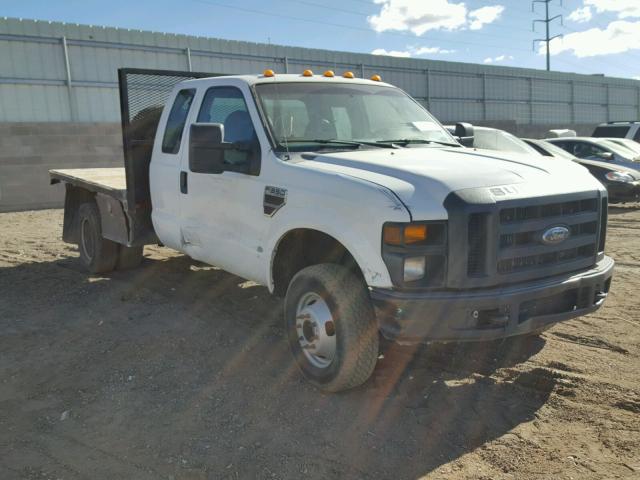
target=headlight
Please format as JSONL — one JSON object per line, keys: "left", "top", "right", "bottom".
{"left": 404, "top": 256, "right": 426, "bottom": 282}
{"left": 605, "top": 171, "right": 635, "bottom": 183}
{"left": 383, "top": 222, "right": 445, "bottom": 246}
{"left": 381, "top": 221, "right": 447, "bottom": 288}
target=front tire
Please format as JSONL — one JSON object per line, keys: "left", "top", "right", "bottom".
{"left": 284, "top": 263, "right": 379, "bottom": 392}
{"left": 78, "top": 202, "right": 118, "bottom": 274}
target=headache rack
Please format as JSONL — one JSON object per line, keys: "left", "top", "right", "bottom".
{"left": 117, "top": 68, "right": 220, "bottom": 243}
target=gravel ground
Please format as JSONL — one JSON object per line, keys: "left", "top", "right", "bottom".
{"left": 0, "top": 207, "right": 639, "bottom": 480}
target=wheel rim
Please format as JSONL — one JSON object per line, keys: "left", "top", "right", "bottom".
{"left": 295, "top": 292, "right": 337, "bottom": 369}
{"left": 80, "top": 217, "right": 95, "bottom": 261}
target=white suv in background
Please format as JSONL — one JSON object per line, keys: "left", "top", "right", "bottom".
{"left": 592, "top": 121, "right": 640, "bottom": 142}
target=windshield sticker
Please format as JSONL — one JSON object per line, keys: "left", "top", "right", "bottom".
{"left": 412, "top": 121, "right": 439, "bottom": 132}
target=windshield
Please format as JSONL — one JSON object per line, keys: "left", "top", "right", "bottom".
{"left": 537, "top": 140, "right": 576, "bottom": 160}
{"left": 254, "top": 82, "right": 456, "bottom": 151}
{"left": 607, "top": 138, "right": 640, "bottom": 155}
{"left": 473, "top": 128, "right": 540, "bottom": 156}
{"left": 593, "top": 125, "right": 629, "bottom": 138}
{"left": 597, "top": 139, "right": 639, "bottom": 159}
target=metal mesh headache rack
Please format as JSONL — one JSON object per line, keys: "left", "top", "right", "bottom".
{"left": 117, "top": 68, "right": 221, "bottom": 243}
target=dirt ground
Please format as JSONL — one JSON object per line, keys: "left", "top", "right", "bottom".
{"left": 0, "top": 206, "right": 639, "bottom": 480}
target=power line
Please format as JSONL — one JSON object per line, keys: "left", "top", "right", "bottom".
{"left": 190, "top": 0, "right": 633, "bottom": 76}
{"left": 191, "top": 0, "right": 537, "bottom": 54}
{"left": 532, "top": 0, "right": 563, "bottom": 71}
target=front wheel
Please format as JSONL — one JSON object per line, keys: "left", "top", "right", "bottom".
{"left": 284, "top": 263, "right": 379, "bottom": 392}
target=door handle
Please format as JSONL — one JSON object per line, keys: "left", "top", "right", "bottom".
{"left": 180, "top": 171, "right": 188, "bottom": 194}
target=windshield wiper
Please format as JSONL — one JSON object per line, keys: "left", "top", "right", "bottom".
{"left": 376, "top": 139, "right": 461, "bottom": 148}
{"left": 282, "top": 139, "right": 399, "bottom": 149}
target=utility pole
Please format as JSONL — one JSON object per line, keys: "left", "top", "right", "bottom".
{"left": 532, "top": 0, "right": 563, "bottom": 71}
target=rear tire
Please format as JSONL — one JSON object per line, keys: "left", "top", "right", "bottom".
{"left": 284, "top": 263, "right": 379, "bottom": 392}
{"left": 117, "top": 245, "right": 144, "bottom": 270}
{"left": 78, "top": 202, "right": 118, "bottom": 274}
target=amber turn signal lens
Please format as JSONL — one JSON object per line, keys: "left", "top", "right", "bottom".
{"left": 383, "top": 225, "right": 403, "bottom": 245}
{"left": 404, "top": 224, "right": 428, "bottom": 244}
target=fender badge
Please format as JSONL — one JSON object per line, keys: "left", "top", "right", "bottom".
{"left": 264, "top": 186, "right": 287, "bottom": 216}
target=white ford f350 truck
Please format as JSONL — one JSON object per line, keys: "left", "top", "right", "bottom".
{"left": 50, "top": 68, "right": 614, "bottom": 392}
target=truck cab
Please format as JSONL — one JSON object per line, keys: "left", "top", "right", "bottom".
{"left": 51, "top": 69, "right": 614, "bottom": 392}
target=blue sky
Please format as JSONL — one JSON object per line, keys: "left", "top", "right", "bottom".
{"left": 3, "top": 0, "right": 640, "bottom": 79}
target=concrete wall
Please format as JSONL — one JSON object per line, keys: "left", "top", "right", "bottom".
{"left": 2, "top": 17, "right": 640, "bottom": 125}
{"left": 0, "top": 123, "right": 122, "bottom": 212}
{"left": 0, "top": 121, "right": 598, "bottom": 213}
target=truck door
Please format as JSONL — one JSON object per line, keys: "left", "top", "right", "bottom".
{"left": 149, "top": 88, "right": 197, "bottom": 250}
{"left": 179, "top": 84, "right": 269, "bottom": 283}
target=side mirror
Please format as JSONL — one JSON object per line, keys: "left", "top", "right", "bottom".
{"left": 454, "top": 122, "right": 474, "bottom": 147}
{"left": 189, "top": 123, "right": 225, "bottom": 174}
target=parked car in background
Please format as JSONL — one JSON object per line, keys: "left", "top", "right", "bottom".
{"left": 605, "top": 138, "right": 640, "bottom": 156}
{"left": 446, "top": 125, "right": 541, "bottom": 155}
{"left": 524, "top": 138, "right": 640, "bottom": 204}
{"left": 546, "top": 137, "right": 640, "bottom": 170}
{"left": 592, "top": 121, "right": 640, "bottom": 141}
{"left": 547, "top": 129, "right": 576, "bottom": 138}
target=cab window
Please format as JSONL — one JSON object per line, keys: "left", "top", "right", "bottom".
{"left": 162, "top": 89, "right": 196, "bottom": 154}
{"left": 196, "top": 86, "right": 259, "bottom": 171}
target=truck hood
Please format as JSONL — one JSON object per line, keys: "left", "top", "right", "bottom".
{"left": 297, "top": 146, "right": 603, "bottom": 219}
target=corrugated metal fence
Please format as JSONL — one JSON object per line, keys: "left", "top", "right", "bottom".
{"left": 1, "top": 17, "right": 640, "bottom": 125}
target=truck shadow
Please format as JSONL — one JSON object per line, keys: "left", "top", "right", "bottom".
{"left": 1, "top": 251, "right": 553, "bottom": 479}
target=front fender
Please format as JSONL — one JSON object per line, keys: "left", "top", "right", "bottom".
{"left": 264, "top": 187, "right": 410, "bottom": 291}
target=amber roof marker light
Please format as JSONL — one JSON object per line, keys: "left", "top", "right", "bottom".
{"left": 323, "top": 70, "right": 335, "bottom": 77}
{"left": 302, "top": 69, "right": 314, "bottom": 77}
{"left": 343, "top": 71, "right": 355, "bottom": 78}
{"left": 371, "top": 74, "right": 382, "bottom": 82}
{"left": 263, "top": 69, "right": 275, "bottom": 77}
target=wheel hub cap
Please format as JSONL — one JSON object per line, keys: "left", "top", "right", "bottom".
{"left": 295, "top": 292, "right": 336, "bottom": 369}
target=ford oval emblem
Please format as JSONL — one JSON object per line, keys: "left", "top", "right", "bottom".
{"left": 541, "top": 226, "right": 570, "bottom": 245}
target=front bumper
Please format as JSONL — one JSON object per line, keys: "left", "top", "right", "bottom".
{"left": 607, "top": 181, "right": 640, "bottom": 203}
{"left": 371, "top": 255, "right": 614, "bottom": 343}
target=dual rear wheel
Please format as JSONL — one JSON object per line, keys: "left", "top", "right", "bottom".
{"left": 77, "top": 202, "right": 143, "bottom": 274}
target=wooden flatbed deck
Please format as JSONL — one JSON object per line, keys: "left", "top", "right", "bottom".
{"left": 50, "top": 168, "right": 127, "bottom": 202}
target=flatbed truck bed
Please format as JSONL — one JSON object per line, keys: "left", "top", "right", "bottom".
{"left": 50, "top": 168, "right": 127, "bottom": 203}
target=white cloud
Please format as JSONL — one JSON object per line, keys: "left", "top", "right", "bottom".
{"left": 584, "top": 0, "right": 640, "bottom": 19}
{"left": 371, "top": 45, "right": 456, "bottom": 57}
{"left": 468, "top": 5, "right": 505, "bottom": 30}
{"left": 371, "top": 48, "right": 412, "bottom": 57}
{"left": 368, "top": 0, "right": 504, "bottom": 35}
{"left": 540, "top": 20, "right": 640, "bottom": 57}
{"left": 483, "top": 54, "right": 514, "bottom": 64}
{"left": 633, "top": 76, "right": 640, "bottom": 80}
{"left": 413, "top": 46, "right": 456, "bottom": 55}
{"left": 568, "top": 7, "right": 592, "bottom": 23}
